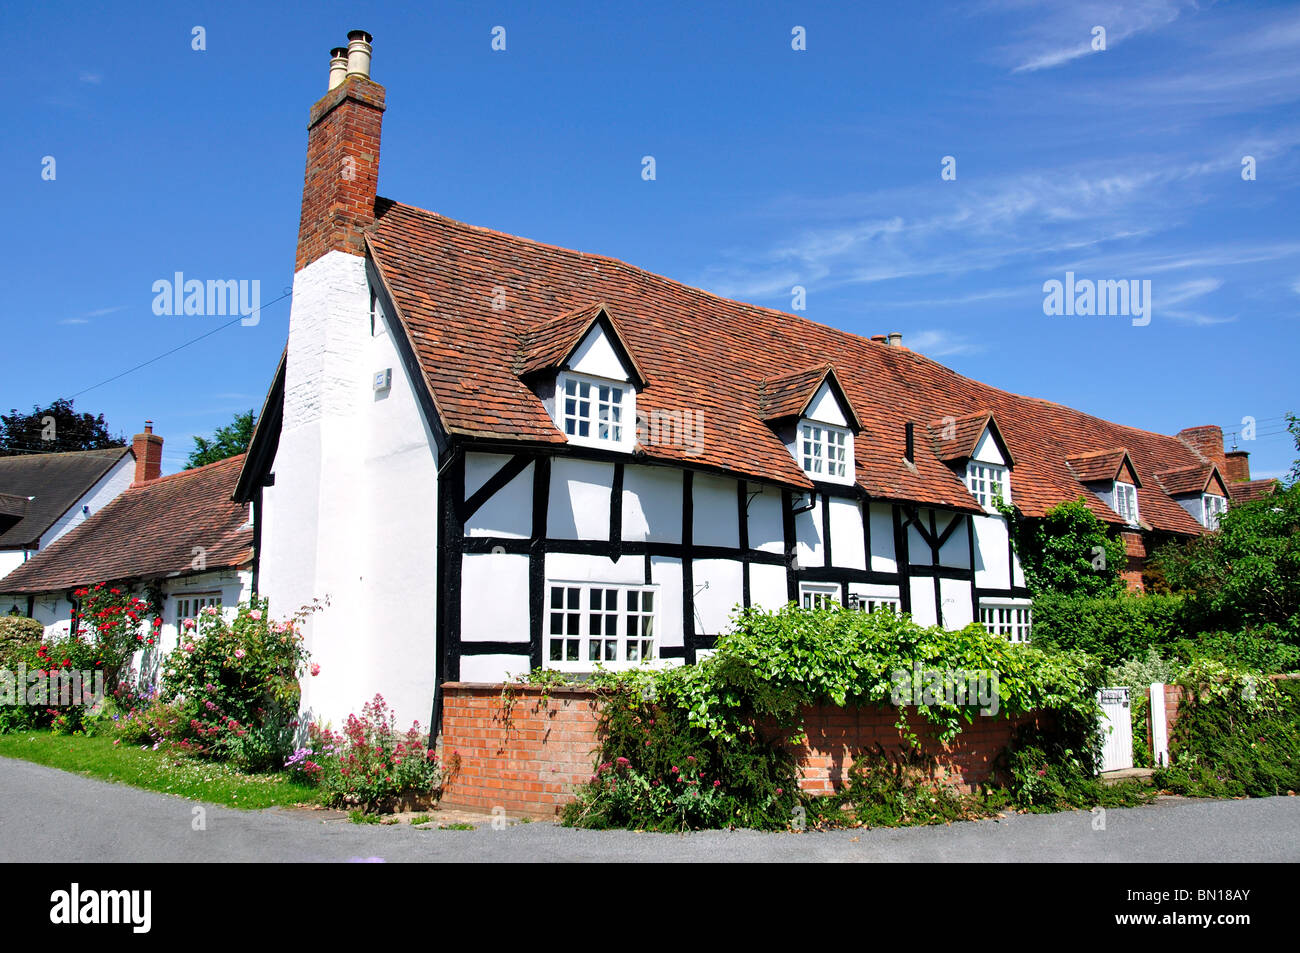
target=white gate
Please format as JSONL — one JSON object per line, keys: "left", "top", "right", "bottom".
{"left": 1098, "top": 687, "right": 1133, "bottom": 773}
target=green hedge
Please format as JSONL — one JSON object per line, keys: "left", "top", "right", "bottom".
{"left": 1030, "top": 592, "right": 1187, "bottom": 668}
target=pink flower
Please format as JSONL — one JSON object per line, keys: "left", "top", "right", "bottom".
{"left": 234, "top": 648, "right": 246, "bottom": 659}
{"left": 202, "top": 606, "right": 219, "bottom": 616}
{"left": 310, "top": 663, "right": 321, "bottom": 677}
{"left": 182, "top": 619, "right": 196, "bottom": 630}
{"left": 713, "top": 780, "right": 721, "bottom": 787}
{"left": 183, "top": 642, "right": 195, "bottom": 653}
{"left": 249, "top": 609, "right": 262, "bottom": 621}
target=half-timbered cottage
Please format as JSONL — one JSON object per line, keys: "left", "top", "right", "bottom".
{"left": 233, "top": 32, "right": 1265, "bottom": 728}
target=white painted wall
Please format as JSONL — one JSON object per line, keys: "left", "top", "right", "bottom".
{"left": 971, "top": 428, "right": 1005, "bottom": 466}
{"left": 691, "top": 558, "right": 744, "bottom": 634}
{"left": 623, "top": 466, "right": 682, "bottom": 543}
{"left": 39, "top": 452, "right": 136, "bottom": 550}
{"left": 548, "top": 459, "right": 614, "bottom": 540}
{"left": 461, "top": 551, "right": 529, "bottom": 643}
{"left": 465, "top": 454, "right": 532, "bottom": 539}
{"left": 692, "top": 474, "right": 738, "bottom": 548}
{"left": 805, "top": 382, "right": 848, "bottom": 426}
{"left": 261, "top": 250, "right": 440, "bottom": 731}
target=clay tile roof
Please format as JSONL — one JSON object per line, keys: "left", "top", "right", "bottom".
{"left": 0, "top": 447, "right": 131, "bottom": 550}
{"left": 362, "top": 200, "right": 1224, "bottom": 532}
{"left": 516, "top": 301, "right": 647, "bottom": 387}
{"left": 1066, "top": 448, "right": 1138, "bottom": 485}
{"left": 1153, "top": 464, "right": 1217, "bottom": 496}
{"left": 0, "top": 455, "right": 252, "bottom": 594}
{"left": 759, "top": 365, "right": 861, "bottom": 430}
{"left": 1228, "top": 479, "right": 1280, "bottom": 504}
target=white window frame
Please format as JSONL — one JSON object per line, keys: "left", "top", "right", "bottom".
{"left": 979, "top": 601, "right": 1032, "bottom": 644}
{"left": 1114, "top": 481, "right": 1139, "bottom": 525}
{"left": 545, "top": 581, "right": 657, "bottom": 672}
{"left": 965, "top": 462, "right": 1010, "bottom": 510}
{"left": 556, "top": 371, "right": 633, "bottom": 451}
{"left": 849, "top": 594, "right": 901, "bottom": 614}
{"left": 798, "top": 421, "right": 853, "bottom": 484}
{"left": 175, "top": 592, "right": 222, "bottom": 629}
{"left": 1202, "top": 493, "right": 1227, "bottom": 529}
{"left": 799, "top": 582, "right": 841, "bottom": 609}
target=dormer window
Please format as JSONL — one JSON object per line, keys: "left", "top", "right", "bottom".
{"left": 966, "top": 462, "right": 1009, "bottom": 509}
{"left": 560, "top": 372, "right": 627, "bottom": 445}
{"left": 1115, "top": 482, "right": 1139, "bottom": 525}
{"left": 800, "top": 422, "right": 851, "bottom": 481}
{"left": 1202, "top": 493, "right": 1227, "bottom": 528}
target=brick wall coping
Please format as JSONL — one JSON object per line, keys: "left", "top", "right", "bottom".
{"left": 441, "top": 681, "right": 603, "bottom": 698}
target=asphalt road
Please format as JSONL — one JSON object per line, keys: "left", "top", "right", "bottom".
{"left": 2, "top": 757, "right": 1296, "bottom": 862}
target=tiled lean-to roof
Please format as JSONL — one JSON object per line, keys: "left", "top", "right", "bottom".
{"left": 341, "top": 199, "right": 1223, "bottom": 535}
{"left": 0, "top": 455, "right": 252, "bottom": 594}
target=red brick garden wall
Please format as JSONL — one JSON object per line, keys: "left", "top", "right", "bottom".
{"left": 439, "top": 682, "right": 1046, "bottom": 818}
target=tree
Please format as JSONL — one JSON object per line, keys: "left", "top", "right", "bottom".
{"left": 1152, "top": 409, "right": 1300, "bottom": 639}
{"left": 0, "top": 398, "right": 125, "bottom": 456}
{"left": 186, "top": 410, "right": 255, "bottom": 469}
{"left": 1000, "top": 496, "right": 1127, "bottom": 597}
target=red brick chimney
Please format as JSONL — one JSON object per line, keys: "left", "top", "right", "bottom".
{"left": 1176, "top": 425, "right": 1227, "bottom": 472}
{"left": 1224, "top": 449, "right": 1251, "bottom": 483}
{"left": 295, "top": 30, "right": 385, "bottom": 272}
{"left": 132, "top": 422, "right": 163, "bottom": 485}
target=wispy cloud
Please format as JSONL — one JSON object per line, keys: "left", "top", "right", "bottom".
{"left": 980, "top": 0, "right": 1188, "bottom": 73}
{"left": 78, "top": 71, "right": 102, "bottom": 85}
{"left": 903, "top": 329, "right": 987, "bottom": 357}
{"left": 58, "top": 305, "right": 125, "bottom": 326}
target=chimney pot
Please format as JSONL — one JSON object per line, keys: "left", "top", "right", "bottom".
{"left": 346, "top": 30, "right": 373, "bottom": 78}
{"left": 887, "top": 331, "right": 903, "bottom": 348}
{"left": 870, "top": 334, "right": 886, "bottom": 343}
{"left": 1224, "top": 449, "right": 1251, "bottom": 483}
{"left": 328, "top": 47, "right": 348, "bottom": 89}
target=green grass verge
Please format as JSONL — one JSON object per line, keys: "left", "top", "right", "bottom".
{"left": 0, "top": 732, "right": 322, "bottom": 810}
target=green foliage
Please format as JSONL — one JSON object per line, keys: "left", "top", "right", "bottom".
{"left": 1171, "top": 628, "right": 1300, "bottom": 674}
{"left": 805, "top": 748, "right": 1006, "bottom": 828}
{"left": 1154, "top": 672, "right": 1300, "bottom": 798}
{"left": 186, "top": 410, "right": 255, "bottom": 469}
{"left": 561, "top": 683, "right": 798, "bottom": 831}
{"left": 1152, "top": 482, "right": 1300, "bottom": 639}
{"left": 1003, "top": 738, "right": 1153, "bottom": 811}
{"left": 158, "top": 599, "right": 311, "bottom": 770}
{"left": 72, "top": 583, "right": 162, "bottom": 694}
{"left": 0, "top": 398, "right": 125, "bottom": 456}
{"left": 1105, "top": 648, "right": 1184, "bottom": 691}
{"left": 564, "top": 604, "right": 1108, "bottom": 830}
{"left": 0, "top": 616, "right": 42, "bottom": 667}
{"left": 999, "top": 496, "right": 1127, "bottom": 597}
{"left": 1029, "top": 591, "right": 1186, "bottom": 668}
{"left": 307, "top": 695, "right": 443, "bottom": 813}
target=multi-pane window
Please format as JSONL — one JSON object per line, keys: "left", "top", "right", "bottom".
{"left": 1114, "top": 482, "right": 1139, "bottom": 525}
{"left": 561, "top": 374, "right": 625, "bottom": 444}
{"left": 175, "top": 593, "right": 221, "bottom": 627}
{"left": 800, "top": 423, "right": 850, "bottom": 480}
{"left": 547, "top": 583, "right": 656, "bottom": 670}
{"left": 800, "top": 582, "right": 840, "bottom": 609}
{"left": 1202, "top": 494, "right": 1227, "bottom": 529}
{"left": 853, "top": 595, "right": 901, "bottom": 614}
{"left": 980, "top": 603, "right": 1032, "bottom": 644}
{"left": 965, "top": 462, "right": 1009, "bottom": 508}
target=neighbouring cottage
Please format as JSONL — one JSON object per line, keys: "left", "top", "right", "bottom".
{"left": 232, "top": 31, "right": 1270, "bottom": 731}
{"left": 0, "top": 440, "right": 143, "bottom": 586}
{"left": 0, "top": 438, "right": 253, "bottom": 686}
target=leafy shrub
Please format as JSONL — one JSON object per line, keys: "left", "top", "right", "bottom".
{"left": 562, "top": 683, "right": 798, "bottom": 831}
{"left": 805, "top": 747, "right": 1004, "bottom": 829}
{"left": 1, "top": 632, "right": 114, "bottom": 734}
{"left": 1030, "top": 592, "right": 1187, "bottom": 668}
{"left": 1154, "top": 668, "right": 1300, "bottom": 798}
{"left": 308, "top": 695, "right": 442, "bottom": 812}
{"left": 1003, "top": 738, "right": 1152, "bottom": 811}
{"left": 563, "top": 604, "right": 1108, "bottom": 830}
{"left": 1105, "top": 649, "right": 1184, "bottom": 691}
{"left": 1172, "top": 628, "right": 1300, "bottom": 674}
{"left": 999, "top": 497, "right": 1127, "bottom": 597}
{"left": 158, "top": 599, "right": 311, "bottom": 770}
{"left": 71, "top": 584, "right": 162, "bottom": 693}
{"left": 0, "top": 616, "right": 42, "bottom": 667}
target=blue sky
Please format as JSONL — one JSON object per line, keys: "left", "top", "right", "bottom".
{"left": 4, "top": 0, "right": 1297, "bottom": 476}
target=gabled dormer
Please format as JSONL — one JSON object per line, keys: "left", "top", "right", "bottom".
{"left": 928, "top": 411, "right": 1015, "bottom": 512}
{"left": 517, "top": 302, "right": 647, "bottom": 452}
{"left": 1153, "top": 463, "right": 1230, "bottom": 529}
{"left": 1067, "top": 448, "right": 1143, "bottom": 527}
{"left": 760, "top": 365, "right": 861, "bottom": 485}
